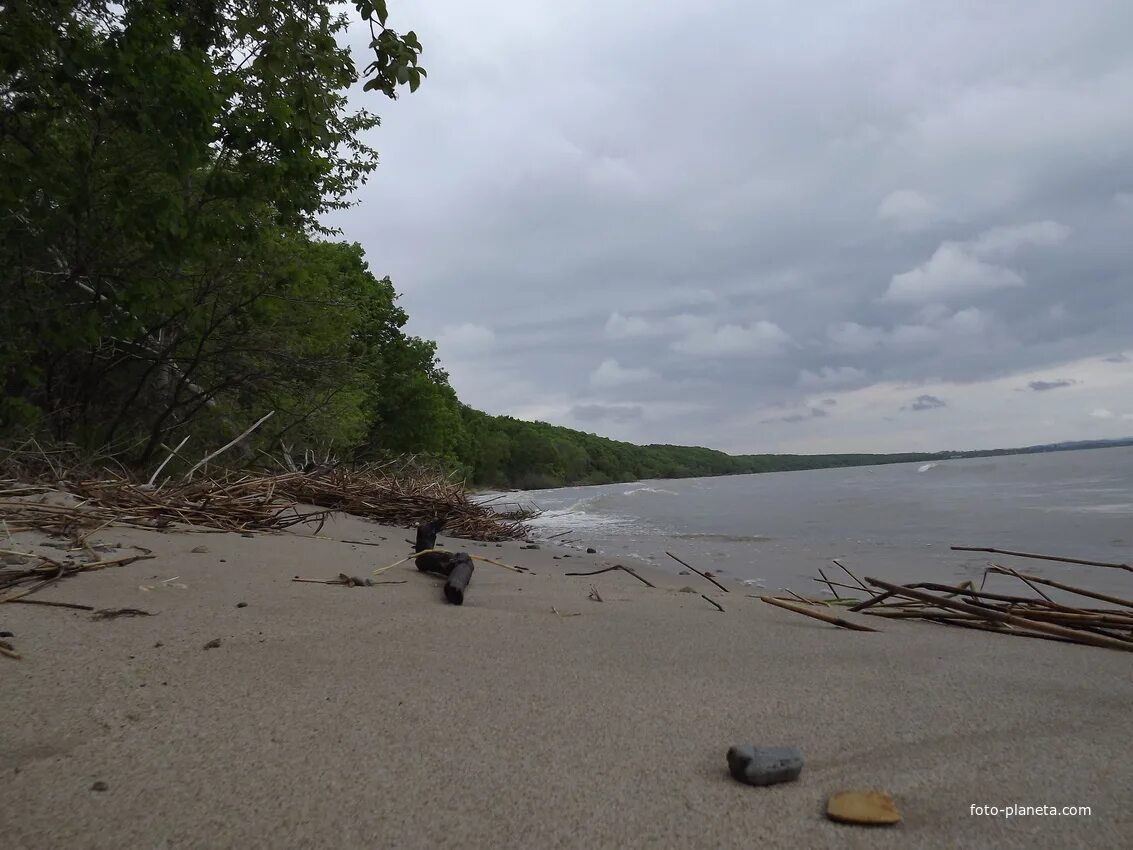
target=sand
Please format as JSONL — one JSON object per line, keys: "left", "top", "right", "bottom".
{"left": 2, "top": 512, "right": 1130, "bottom": 849}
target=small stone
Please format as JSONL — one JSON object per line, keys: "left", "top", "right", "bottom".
{"left": 727, "top": 745, "right": 803, "bottom": 787}
{"left": 202, "top": 638, "right": 222, "bottom": 650}
{"left": 153, "top": 642, "right": 163, "bottom": 648}
{"left": 586, "top": 547, "right": 597, "bottom": 554}
{"left": 236, "top": 602, "right": 247, "bottom": 608}
{"left": 91, "top": 781, "right": 109, "bottom": 792}
{"left": 826, "top": 791, "right": 900, "bottom": 825}
{"left": 190, "top": 546, "right": 209, "bottom": 554}
{"left": 678, "top": 570, "right": 690, "bottom": 575}
{"left": 553, "top": 556, "right": 561, "bottom": 560}
{"left": 679, "top": 586, "right": 697, "bottom": 593}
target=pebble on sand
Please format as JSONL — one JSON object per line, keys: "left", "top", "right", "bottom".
{"left": 726, "top": 744, "right": 803, "bottom": 787}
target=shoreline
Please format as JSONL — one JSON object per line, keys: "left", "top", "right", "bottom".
{"left": 2, "top": 512, "right": 1130, "bottom": 847}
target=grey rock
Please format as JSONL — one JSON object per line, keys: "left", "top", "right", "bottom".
{"left": 586, "top": 547, "right": 597, "bottom": 554}
{"left": 727, "top": 745, "right": 803, "bottom": 787}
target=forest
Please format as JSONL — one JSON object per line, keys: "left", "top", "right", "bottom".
{"left": 3, "top": 3, "right": 1118, "bottom": 492}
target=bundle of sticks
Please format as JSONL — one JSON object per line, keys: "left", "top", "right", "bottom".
{"left": 763, "top": 546, "right": 1133, "bottom": 653}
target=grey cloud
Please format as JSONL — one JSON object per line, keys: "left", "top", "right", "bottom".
{"left": 1104, "top": 353, "right": 1129, "bottom": 363}
{"left": 821, "top": 398, "right": 837, "bottom": 406}
{"left": 904, "top": 395, "right": 948, "bottom": 411}
{"left": 761, "top": 407, "right": 830, "bottom": 424}
{"left": 569, "top": 403, "right": 645, "bottom": 423}
{"left": 1027, "top": 379, "right": 1076, "bottom": 391}
{"left": 326, "top": 1, "right": 1133, "bottom": 452}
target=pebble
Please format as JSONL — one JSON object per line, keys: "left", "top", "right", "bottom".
{"left": 202, "top": 638, "right": 222, "bottom": 650}
{"left": 586, "top": 547, "right": 597, "bottom": 554}
{"left": 727, "top": 744, "right": 804, "bottom": 786}
{"left": 91, "top": 781, "right": 109, "bottom": 792}
{"left": 523, "top": 544, "right": 540, "bottom": 550}
{"left": 826, "top": 790, "right": 900, "bottom": 825}
{"left": 679, "top": 586, "right": 697, "bottom": 593}
{"left": 236, "top": 602, "right": 247, "bottom": 608}
{"left": 190, "top": 546, "right": 209, "bottom": 554}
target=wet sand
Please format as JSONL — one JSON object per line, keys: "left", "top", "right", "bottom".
{"left": 2, "top": 512, "right": 1130, "bottom": 848}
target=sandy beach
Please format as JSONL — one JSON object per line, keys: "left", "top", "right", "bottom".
{"left": 2, "top": 512, "right": 1130, "bottom": 849}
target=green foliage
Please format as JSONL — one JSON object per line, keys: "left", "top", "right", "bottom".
{"left": 0, "top": 1, "right": 429, "bottom": 461}
{"left": 445, "top": 409, "right": 944, "bottom": 489}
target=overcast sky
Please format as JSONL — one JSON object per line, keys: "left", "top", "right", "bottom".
{"left": 326, "top": 0, "right": 1133, "bottom": 454}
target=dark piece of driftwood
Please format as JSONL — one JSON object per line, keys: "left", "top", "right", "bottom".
{"left": 865, "top": 578, "right": 1133, "bottom": 652}
{"left": 952, "top": 546, "right": 1132, "bottom": 573}
{"left": 444, "top": 553, "right": 474, "bottom": 605}
{"left": 701, "top": 594, "right": 725, "bottom": 613}
{"left": 760, "top": 596, "right": 878, "bottom": 631}
{"left": 665, "top": 551, "right": 729, "bottom": 592}
{"left": 415, "top": 521, "right": 454, "bottom": 576}
{"left": 563, "top": 565, "right": 656, "bottom": 588}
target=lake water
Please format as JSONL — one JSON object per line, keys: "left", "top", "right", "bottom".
{"left": 499, "top": 446, "right": 1133, "bottom": 597}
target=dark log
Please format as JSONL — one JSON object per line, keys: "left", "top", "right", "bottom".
{"left": 444, "top": 553, "right": 474, "bottom": 605}
{"left": 415, "top": 520, "right": 453, "bottom": 576}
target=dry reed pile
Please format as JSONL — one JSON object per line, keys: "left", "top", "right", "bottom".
{"left": 762, "top": 548, "right": 1133, "bottom": 652}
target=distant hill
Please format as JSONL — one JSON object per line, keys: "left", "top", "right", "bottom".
{"left": 456, "top": 405, "right": 1133, "bottom": 489}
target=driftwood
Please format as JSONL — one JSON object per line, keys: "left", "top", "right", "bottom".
{"left": 760, "top": 596, "right": 878, "bottom": 632}
{"left": 414, "top": 521, "right": 453, "bottom": 575}
{"left": 665, "top": 551, "right": 729, "bottom": 592}
{"left": 444, "top": 553, "right": 474, "bottom": 605}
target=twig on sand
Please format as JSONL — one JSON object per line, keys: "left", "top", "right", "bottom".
{"left": 588, "top": 585, "right": 603, "bottom": 602}
{"left": 701, "top": 594, "right": 725, "bottom": 613}
{"left": 9, "top": 598, "right": 94, "bottom": 611}
{"left": 760, "top": 595, "right": 879, "bottom": 631}
{"left": 951, "top": 545, "right": 1132, "bottom": 573}
{"left": 563, "top": 564, "right": 655, "bottom": 588}
{"left": 665, "top": 551, "right": 729, "bottom": 592}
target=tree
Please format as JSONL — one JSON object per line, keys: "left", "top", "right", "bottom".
{"left": 0, "top": 1, "right": 426, "bottom": 458}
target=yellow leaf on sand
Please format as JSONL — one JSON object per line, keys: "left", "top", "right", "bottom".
{"left": 826, "top": 790, "right": 901, "bottom": 825}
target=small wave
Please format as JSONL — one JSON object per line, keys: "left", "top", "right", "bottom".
{"left": 622, "top": 486, "right": 679, "bottom": 496}
{"left": 917, "top": 463, "right": 938, "bottom": 473}
{"left": 671, "top": 533, "right": 773, "bottom": 544}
